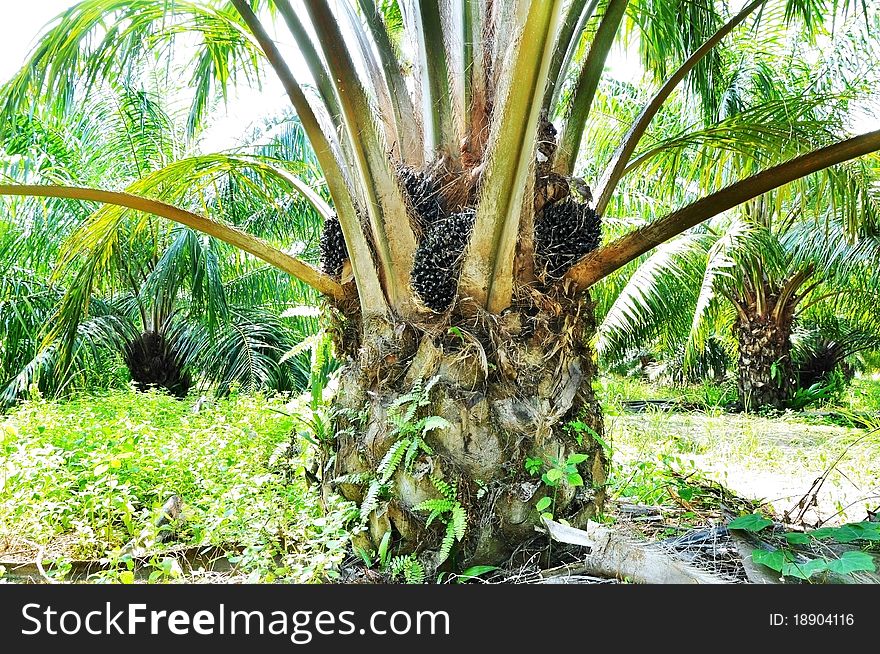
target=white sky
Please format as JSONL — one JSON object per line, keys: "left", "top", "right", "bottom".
{"left": 0, "top": 3, "right": 76, "bottom": 83}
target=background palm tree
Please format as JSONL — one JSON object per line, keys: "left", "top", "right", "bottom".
{"left": 595, "top": 10, "right": 880, "bottom": 410}
{"left": 0, "top": 84, "right": 330, "bottom": 402}
{"left": 1, "top": 0, "right": 878, "bottom": 568}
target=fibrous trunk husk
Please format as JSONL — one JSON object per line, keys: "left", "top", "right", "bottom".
{"left": 734, "top": 298, "right": 794, "bottom": 412}
{"left": 326, "top": 294, "right": 606, "bottom": 569}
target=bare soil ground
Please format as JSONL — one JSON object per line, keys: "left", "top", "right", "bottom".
{"left": 609, "top": 410, "right": 880, "bottom": 525}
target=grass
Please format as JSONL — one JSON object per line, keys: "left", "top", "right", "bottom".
{"left": 0, "top": 389, "right": 353, "bottom": 582}
{"left": 838, "top": 375, "right": 880, "bottom": 413}
{"left": 598, "top": 375, "right": 737, "bottom": 415}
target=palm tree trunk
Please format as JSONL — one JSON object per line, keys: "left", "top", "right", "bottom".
{"left": 734, "top": 292, "right": 795, "bottom": 412}
{"left": 326, "top": 296, "right": 606, "bottom": 567}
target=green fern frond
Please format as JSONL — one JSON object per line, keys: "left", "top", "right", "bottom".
{"left": 415, "top": 498, "right": 456, "bottom": 514}
{"left": 430, "top": 476, "right": 457, "bottom": 502}
{"left": 377, "top": 438, "right": 410, "bottom": 482}
{"left": 359, "top": 479, "right": 383, "bottom": 524}
{"left": 403, "top": 558, "right": 425, "bottom": 584}
{"left": 426, "top": 509, "right": 444, "bottom": 528}
{"left": 404, "top": 437, "right": 422, "bottom": 472}
{"left": 417, "top": 415, "right": 451, "bottom": 434}
{"left": 452, "top": 506, "right": 467, "bottom": 540}
{"left": 403, "top": 435, "right": 435, "bottom": 472}
{"left": 437, "top": 522, "right": 457, "bottom": 566}
{"left": 388, "top": 554, "right": 425, "bottom": 584}
{"left": 417, "top": 376, "right": 440, "bottom": 407}
{"left": 332, "top": 472, "right": 373, "bottom": 486}
{"left": 388, "top": 555, "right": 407, "bottom": 576}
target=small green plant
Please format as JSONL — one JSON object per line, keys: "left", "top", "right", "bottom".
{"left": 524, "top": 456, "right": 544, "bottom": 476}
{"left": 565, "top": 419, "right": 609, "bottom": 453}
{"left": 415, "top": 477, "right": 467, "bottom": 566}
{"left": 610, "top": 452, "right": 709, "bottom": 509}
{"left": 787, "top": 381, "right": 837, "bottom": 411}
{"left": 355, "top": 531, "right": 426, "bottom": 583}
{"left": 447, "top": 326, "right": 464, "bottom": 340}
{"left": 454, "top": 565, "right": 498, "bottom": 583}
{"left": 387, "top": 554, "right": 426, "bottom": 583}
{"left": 729, "top": 513, "right": 879, "bottom": 580}
{"left": 527, "top": 452, "right": 589, "bottom": 520}
{"left": 0, "top": 389, "right": 352, "bottom": 583}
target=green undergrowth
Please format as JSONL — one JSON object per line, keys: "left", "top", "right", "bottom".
{"left": 598, "top": 375, "right": 737, "bottom": 416}
{"left": 0, "top": 389, "right": 353, "bottom": 583}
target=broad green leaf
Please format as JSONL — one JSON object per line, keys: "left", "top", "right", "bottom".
{"left": 567, "top": 472, "right": 584, "bottom": 487}
{"left": 378, "top": 530, "right": 392, "bottom": 567}
{"left": 729, "top": 513, "right": 773, "bottom": 532}
{"left": 456, "top": 565, "right": 498, "bottom": 582}
{"left": 752, "top": 548, "right": 785, "bottom": 572}
{"left": 566, "top": 453, "right": 589, "bottom": 465}
{"left": 826, "top": 551, "right": 876, "bottom": 575}
{"left": 785, "top": 532, "right": 811, "bottom": 545}
{"left": 536, "top": 496, "right": 553, "bottom": 512}
{"left": 781, "top": 558, "right": 829, "bottom": 580}
{"left": 545, "top": 468, "right": 563, "bottom": 483}
{"left": 810, "top": 522, "right": 880, "bottom": 543}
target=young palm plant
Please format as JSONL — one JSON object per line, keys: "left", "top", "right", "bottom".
{"left": 1, "top": 0, "right": 879, "bottom": 566}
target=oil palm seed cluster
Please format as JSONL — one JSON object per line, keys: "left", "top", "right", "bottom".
{"left": 534, "top": 197, "right": 601, "bottom": 279}
{"left": 411, "top": 209, "right": 476, "bottom": 312}
{"left": 320, "top": 112, "right": 601, "bottom": 305}
{"left": 319, "top": 214, "right": 348, "bottom": 278}
{"left": 398, "top": 165, "right": 446, "bottom": 231}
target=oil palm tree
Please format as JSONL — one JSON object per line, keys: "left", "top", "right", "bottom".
{"left": 1, "top": 0, "right": 878, "bottom": 566}
{"left": 596, "top": 11, "right": 880, "bottom": 410}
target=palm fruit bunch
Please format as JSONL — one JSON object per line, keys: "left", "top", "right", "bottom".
{"left": 534, "top": 198, "right": 601, "bottom": 279}
{"left": 398, "top": 165, "right": 446, "bottom": 231}
{"left": 411, "top": 209, "right": 475, "bottom": 312}
{"left": 319, "top": 214, "right": 348, "bottom": 278}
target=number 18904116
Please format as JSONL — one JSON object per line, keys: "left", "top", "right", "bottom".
{"left": 794, "top": 614, "right": 854, "bottom": 626}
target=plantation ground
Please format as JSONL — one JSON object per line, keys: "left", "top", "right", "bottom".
{"left": 0, "top": 391, "right": 352, "bottom": 583}
{"left": 603, "top": 376, "right": 880, "bottom": 525}
{"left": 1, "top": 378, "right": 879, "bottom": 582}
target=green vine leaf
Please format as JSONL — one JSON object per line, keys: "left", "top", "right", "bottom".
{"left": 729, "top": 513, "right": 773, "bottom": 532}
{"left": 826, "top": 551, "right": 876, "bottom": 575}
{"left": 751, "top": 548, "right": 784, "bottom": 572}
{"left": 785, "top": 532, "right": 810, "bottom": 545}
{"left": 781, "top": 558, "right": 829, "bottom": 580}
{"left": 810, "top": 522, "right": 880, "bottom": 543}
